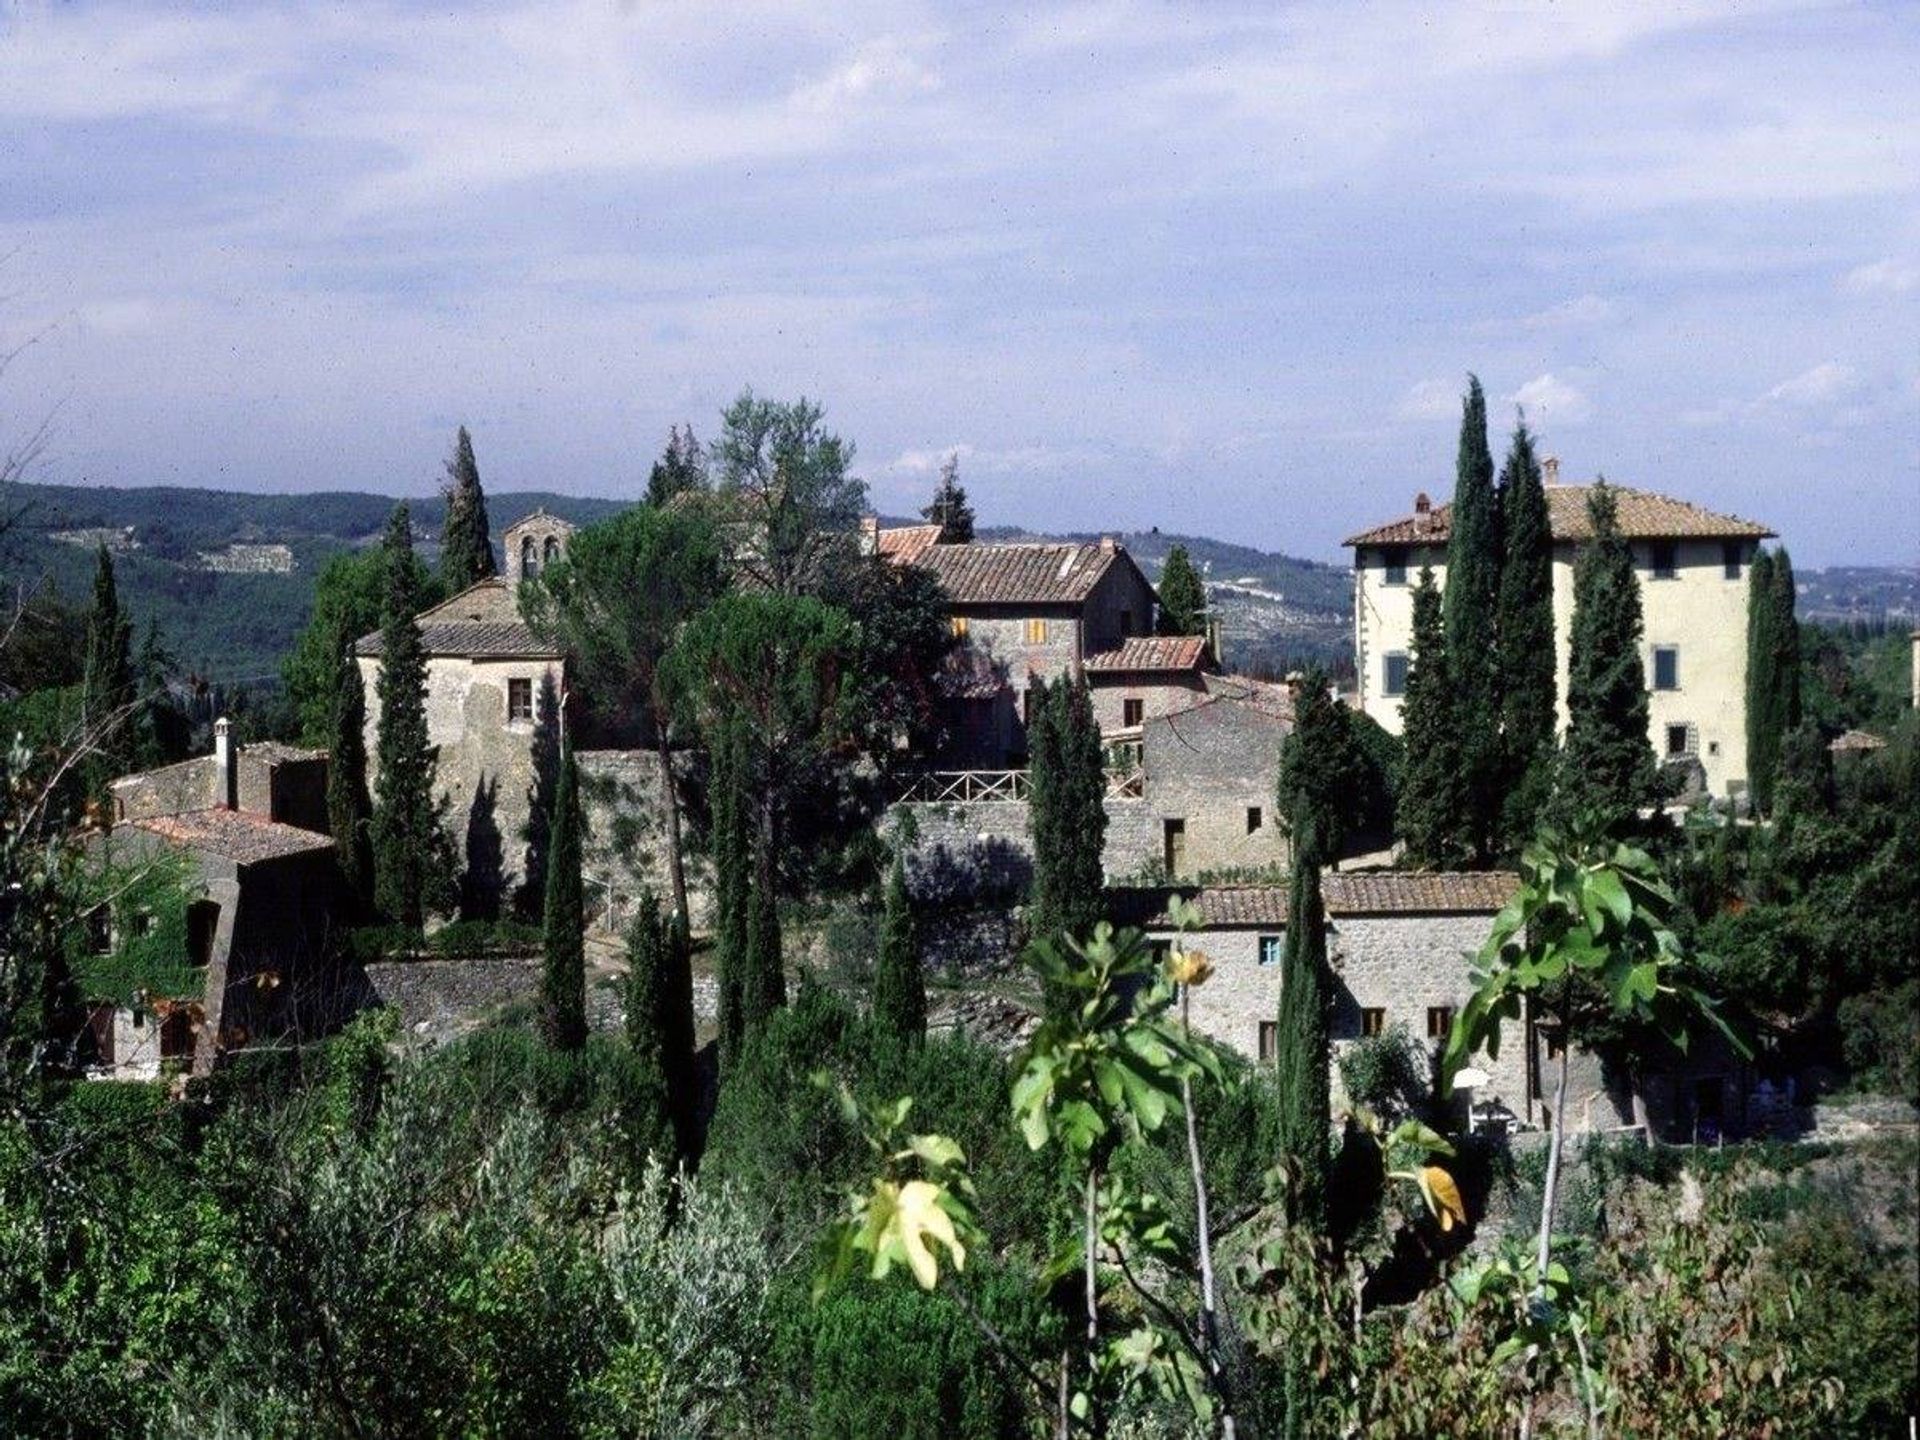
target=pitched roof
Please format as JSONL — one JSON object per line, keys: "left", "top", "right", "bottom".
{"left": 876, "top": 524, "right": 943, "bottom": 566}
{"left": 502, "top": 508, "right": 577, "bottom": 536}
{"left": 1084, "top": 635, "right": 1208, "bottom": 674}
{"left": 1828, "top": 728, "right": 1887, "bottom": 753}
{"left": 353, "top": 578, "right": 562, "bottom": 660}
{"left": 915, "top": 540, "right": 1127, "bottom": 605}
{"left": 129, "top": 810, "right": 335, "bottom": 865}
{"left": 1344, "top": 484, "right": 1774, "bottom": 547}
{"left": 1108, "top": 872, "right": 1518, "bottom": 928}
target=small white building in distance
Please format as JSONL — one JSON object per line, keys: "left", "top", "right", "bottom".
{"left": 1344, "top": 471, "right": 1775, "bottom": 801}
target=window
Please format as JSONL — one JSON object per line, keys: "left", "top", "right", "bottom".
{"left": 1258, "top": 934, "right": 1283, "bottom": 966}
{"left": 1383, "top": 550, "right": 1408, "bottom": 586}
{"left": 86, "top": 906, "right": 112, "bottom": 956}
{"left": 949, "top": 615, "right": 970, "bottom": 639}
{"left": 520, "top": 535, "right": 539, "bottom": 577}
{"left": 1163, "top": 818, "right": 1186, "bottom": 876}
{"left": 1023, "top": 617, "right": 1048, "bottom": 645}
{"left": 1649, "top": 541, "right": 1677, "bottom": 579}
{"left": 1723, "top": 542, "right": 1744, "bottom": 580}
{"left": 131, "top": 1008, "right": 147, "bottom": 1030}
{"left": 507, "top": 678, "right": 534, "bottom": 723}
{"left": 544, "top": 535, "right": 561, "bottom": 565}
{"left": 1652, "top": 646, "right": 1679, "bottom": 692}
{"left": 1666, "top": 724, "right": 1690, "bottom": 757}
{"left": 1360, "top": 1007, "right": 1386, "bottom": 1038}
{"left": 1382, "top": 651, "right": 1409, "bottom": 697}
{"left": 1246, "top": 805, "right": 1263, "bottom": 835}
{"left": 1427, "top": 1005, "right": 1455, "bottom": 1039}
{"left": 1258, "top": 1021, "right": 1278, "bottom": 1062}
{"left": 1122, "top": 697, "right": 1144, "bottom": 728}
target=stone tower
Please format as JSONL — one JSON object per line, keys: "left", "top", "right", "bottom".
{"left": 503, "top": 509, "right": 577, "bottom": 586}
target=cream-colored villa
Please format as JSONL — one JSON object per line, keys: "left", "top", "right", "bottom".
{"left": 1344, "top": 472, "right": 1775, "bottom": 800}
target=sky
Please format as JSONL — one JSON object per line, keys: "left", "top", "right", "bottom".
{"left": 1, "top": 0, "right": 1916, "bottom": 567}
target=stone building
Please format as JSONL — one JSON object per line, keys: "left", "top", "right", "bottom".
{"left": 355, "top": 550, "right": 568, "bottom": 907}
{"left": 868, "top": 522, "right": 1205, "bottom": 765}
{"left": 89, "top": 721, "right": 343, "bottom": 1079}
{"left": 1345, "top": 477, "right": 1775, "bottom": 800}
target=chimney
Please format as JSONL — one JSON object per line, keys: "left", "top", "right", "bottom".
{"left": 1099, "top": 534, "right": 1115, "bottom": 553}
{"left": 213, "top": 717, "right": 237, "bottom": 810}
{"left": 859, "top": 514, "right": 879, "bottom": 557}
{"left": 1543, "top": 455, "right": 1560, "bottom": 486}
{"left": 1412, "top": 491, "right": 1432, "bottom": 536}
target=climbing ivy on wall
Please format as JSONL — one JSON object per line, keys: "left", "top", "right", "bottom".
{"left": 71, "top": 849, "right": 205, "bottom": 1006}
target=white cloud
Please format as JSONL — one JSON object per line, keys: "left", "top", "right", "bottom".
{"left": 1842, "top": 258, "right": 1919, "bottom": 295}
{"left": 1517, "top": 294, "right": 1619, "bottom": 330}
{"left": 1761, "top": 362, "right": 1858, "bottom": 408}
{"left": 887, "top": 442, "right": 973, "bottom": 475}
{"left": 792, "top": 36, "right": 942, "bottom": 115}
{"left": 1511, "top": 374, "right": 1594, "bottom": 426}
{"left": 1396, "top": 378, "right": 1459, "bottom": 422}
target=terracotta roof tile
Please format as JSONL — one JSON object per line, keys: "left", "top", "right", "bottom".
{"left": 129, "top": 810, "right": 335, "bottom": 865}
{"left": 876, "top": 524, "right": 943, "bottom": 565}
{"left": 353, "top": 579, "right": 562, "bottom": 660}
{"left": 1344, "top": 484, "right": 1774, "bottom": 547}
{"left": 1108, "top": 872, "right": 1517, "bottom": 928}
{"left": 916, "top": 541, "right": 1122, "bottom": 605}
{"left": 1084, "top": 635, "right": 1208, "bottom": 673}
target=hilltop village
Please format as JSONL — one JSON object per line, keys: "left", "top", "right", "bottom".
{"left": 6, "top": 388, "right": 1915, "bottom": 1435}
{"left": 69, "top": 400, "right": 1824, "bottom": 1140}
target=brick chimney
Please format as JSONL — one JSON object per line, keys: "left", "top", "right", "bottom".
{"left": 1099, "top": 534, "right": 1115, "bottom": 552}
{"left": 213, "top": 717, "right": 236, "bottom": 810}
{"left": 1543, "top": 455, "right": 1560, "bottom": 486}
{"left": 1412, "top": 491, "right": 1433, "bottom": 536}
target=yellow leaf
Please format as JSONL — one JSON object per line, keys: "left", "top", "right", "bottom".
{"left": 1422, "top": 1165, "right": 1467, "bottom": 1232}
{"left": 895, "top": 1180, "right": 965, "bottom": 1289}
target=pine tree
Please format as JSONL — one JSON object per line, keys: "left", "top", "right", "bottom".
{"left": 872, "top": 852, "right": 926, "bottom": 1044}
{"left": 1273, "top": 828, "right": 1330, "bottom": 1233}
{"left": 539, "top": 736, "right": 587, "bottom": 1051}
{"left": 81, "top": 543, "right": 135, "bottom": 777}
{"left": 1744, "top": 550, "right": 1779, "bottom": 814}
{"left": 646, "top": 425, "right": 706, "bottom": 507}
{"left": 1495, "top": 420, "right": 1556, "bottom": 851}
{"left": 438, "top": 425, "right": 496, "bottom": 592}
{"left": 1443, "top": 377, "right": 1503, "bottom": 862}
{"left": 1155, "top": 545, "right": 1207, "bottom": 637}
{"left": 327, "top": 642, "right": 374, "bottom": 913}
{"left": 921, "top": 452, "right": 975, "bottom": 543}
{"left": 1396, "top": 569, "right": 1469, "bottom": 867}
{"left": 1554, "top": 481, "right": 1657, "bottom": 832}
{"left": 370, "top": 504, "right": 443, "bottom": 928}
{"left": 622, "top": 892, "right": 678, "bottom": 1157}
{"left": 1028, "top": 676, "right": 1106, "bottom": 944}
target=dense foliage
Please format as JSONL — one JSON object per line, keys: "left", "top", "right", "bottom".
{"left": 1494, "top": 420, "right": 1556, "bottom": 848}
{"left": 1396, "top": 566, "right": 1468, "bottom": 868}
{"left": 921, "top": 451, "right": 975, "bottom": 544}
{"left": 1026, "top": 675, "right": 1106, "bottom": 946}
{"left": 1155, "top": 543, "right": 1207, "bottom": 637}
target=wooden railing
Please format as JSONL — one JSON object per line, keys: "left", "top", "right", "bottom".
{"left": 894, "top": 766, "right": 1146, "bottom": 804}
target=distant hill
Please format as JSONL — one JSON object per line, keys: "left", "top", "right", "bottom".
{"left": 6, "top": 480, "right": 1910, "bottom": 688}
{"left": 0, "top": 481, "right": 626, "bottom": 680}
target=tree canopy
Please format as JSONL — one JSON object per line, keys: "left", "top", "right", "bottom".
{"left": 713, "top": 391, "right": 868, "bottom": 597}
{"left": 921, "top": 451, "right": 975, "bottom": 544}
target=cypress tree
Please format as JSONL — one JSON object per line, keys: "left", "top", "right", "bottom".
{"left": 1397, "top": 568, "right": 1469, "bottom": 868}
{"left": 921, "top": 452, "right": 975, "bottom": 543}
{"left": 1495, "top": 421, "right": 1556, "bottom": 851}
{"left": 370, "top": 504, "right": 442, "bottom": 928}
{"left": 1028, "top": 676, "right": 1106, "bottom": 944}
{"left": 872, "top": 852, "right": 927, "bottom": 1044}
{"left": 1554, "top": 481, "right": 1657, "bottom": 832}
{"left": 740, "top": 823, "right": 784, "bottom": 1033}
{"left": 539, "top": 736, "right": 587, "bottom": 1051}
{"left": 1277, "top": 665, "right": 1361, "bottom": 863}
{"left": 646, "top": 425, "right": 706, "bottom": 508}
{"left": 1744, "top": 550, "right": 1779, "bottom": 814}
{"left": 1155, "top": 545, "right": 1207, "bottom": 637}
{"left": 81, "top": 543, "right": 135, "bottom": 776}
{"left": 710, "top": 722, "right": 750, "bottom": 1064}
{"left": 327, "top": 642, "right": 374, "bottom": 914}
{"left": 438, "top": 425, "right": 496, "bottom": 592}
{"left": 1770, "top": 547, "right": 1802, "bottom": 766}
{"left": 661, "top": 908, "right": 699, "bottom": 1156}
{"left": 1443, "top": 377, "right": 1503, "bottom": 862}
{"left": 1273, "top": 826, "right": 1331, "bottom": 1234}
{"left": 622, "top": 891, "right": 678, "bottom": 1157}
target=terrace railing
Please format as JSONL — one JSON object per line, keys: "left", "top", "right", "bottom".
{"left": 893, "top": 766, "right": 1146, "bottom": 804}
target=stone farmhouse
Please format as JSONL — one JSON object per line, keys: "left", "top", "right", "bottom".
{"left": 90, "top": 722, "right": 342, "bottom": 1078}
{"left": 1112, "top": 873, "right": 1749, "bottom": 1140}
{"left": 354, "top": 510, "right": 573, "bottom": 909}
{"left": 1345, "top": 472, "right": 1775, "bottom": 800}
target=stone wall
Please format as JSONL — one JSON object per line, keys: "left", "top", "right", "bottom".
{"left": 577, "top": 748, "right": 717, "bottom": 930}
{"left": 1135, "top": 697, "right": 1290, "bottom": 880}
{"left": 890, "top": 796, "right": 1157, "bottom": 909}
{"left": 361, "top": 956, "right": 541, "bottom": 1035}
